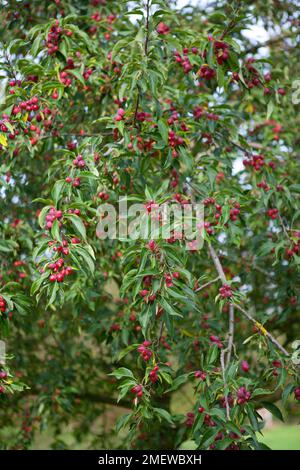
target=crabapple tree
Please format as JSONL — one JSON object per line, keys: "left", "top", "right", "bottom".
{"left": 0, "top": 0, "right": 300, "bottom": 450}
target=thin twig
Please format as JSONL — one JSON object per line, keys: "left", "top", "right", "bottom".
{"left": 233, "top": 303, "right": 289, "bottom": 357}
{"left": 208, "top": 245, "right": 235, "bottom": 365}
{"left": 220, "top": 349, "right": 230, "bottom": 420}
{"left": 226, "top": 304, "right": 234, "bottom": 367}
{"left": 277, "top": 212, "right": 291, "bottom": 242}
{"left": 208, "top": 243, "right": 289, "bottom": 357}
{"left": 144, "top": 0, "right": 150, "bottom": 55}
{"left": 158, "top": 319, "right": 164, "bottom": 344}
{"left": 195, "top": 276, "right": 220, "bottom": 293}
{"left": 134, "top": 0, "right": 150, "bottom": 126}
{"left": 244, "top": 31, "right": 297, "bottom": 55}
{"left": 208, "top": 244, "right": 227, "bottom": 283}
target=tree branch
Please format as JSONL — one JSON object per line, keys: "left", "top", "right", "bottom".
{"left": 208, "top": 243, "right": 289, "bottom": 357}
{"left": 226, "top": 304, "right": 235, "bottom": 367}
{"left": 220, "top": 349, "right": 230, "bottom": 420}
{"left": 233, "top": 303, "right": 289, "bottom": 357}
{"left": 244, "top": 31, "right": 297, "bottom": 55}
{"left": 194, "top": 276, "right": 220, "bottom": 293}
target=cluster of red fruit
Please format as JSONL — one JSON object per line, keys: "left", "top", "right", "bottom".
{"left": 210, "top": 334, "right": 223, "bottom": 349}
{"left": 243, "top": 154, "right": 266, "bottom": 171}
{"left": 219, "top": 284, "right": 233, "bottom": 299}
{"left": 193, "top": 105, "right": 218, "bottom": 121}
{"left": 98, "top": 191, "right": 110, "bottom": 200}
{"left": 128, "top": 135, "right": 156, "bottom": 155}
{"left": 139, "top": 290, "right": 156, "bottom": 303}
{"left": 267, "top": 208, "right": 279, "bottom": 220}
{"left": 286, "top": 231, "right": 300, "bottom": 258}
{"left": 198, "top": 64, "right": 216, "bottom": 80}
{"left": 229, "top": 202, "right": 241, "bottom": 222}
{"left": 294, "top": 386, "right": 300, "bottom": 401}
{"left": 220, "top": 393, "right": 234, "bottom": 409}
{"left": 131, "top": 384, "right": 143, "bottom": 398}
{"left": 245, "top": 59, "right": 286, "bottom": 95}
{"left": 236, "top": 386, "right": 251, "bottom": 404}
{"left": 174, "top": 50, "right": 193, "bottom": 74}
{"left": 137, "top": 341, "right": 153, "bottom": 362}
{"left": 5, "top": 87, "right": 58, "bottom": 144}
{"left": 271, "top": 359, "right": 282, "bottom": 377}
{"left": 11, "top": 96, "right": 39, "bottom": 116}
{"left": 7, "top": 78, "right": 22, "bottom": 94}
{"left": 170, "top": 168, "right": 179, "bottom": 188}
{"left": 257, "top": 180, "right": 270, "bottom": 192}
{"left": 48, "top": 258, "right": 73, "bottom": 283}
{"left": 241, "top": 360, "right": 250, "bottom": 372}
{"left": 156, "top": 22, "right": 170, "bottom": 35}
{"left": 114, "top": 108, "right": 125, "bottom": 122}
{"left": 0, "top": 370, "right": 8, "bottom": 380}
{"left": 194, "top": 370, "right": 206, "bottom": 380}
{"left": 48, "top": 239, "right": 72, "bottom": 255}
{"left": 105, "top": 52, "right": 124, "bottom": 76}
{"left": 202, "top": 198, "right": 240, "bottom": 233}
{"left": 164, "top": 271, "right": 180, "bottom": 288}
{"left": 72, "top": 154, "right": 86, "bottom": 168}
{"left": 166, "top": 106, "right": 179, "bottom": 126}
{"left": 168, "top": 130, "right": 184, "bottom": 155}
{"left": 244, "top": 58, "right": 263, "bottom": 89}
{"left": 0, "top": 295, "right": 7, "bottom": 313}
{"left": 214, "top": 41, "right": 229, "bottom": 64}
{"left": 45, "top": 207, "right": 63, "bottom": 230}
{"left": 148, "top": 240, "right": 156, "bottom": 252}
{"left": 144, "top": 200, "right": 159, "bottom": 214}
{"left": 149, "top": 365, "right": 159, "bottom": 383}
{"left": 88, "top": 11, "right": 116, "bottom": 38}
{"left": 66, "top": 176, "right": 81, "bottom": 187}
{"left": 160, "top": 335, "right": 171, "bottom": 350}
{"left": 185, "top": 411, "right": 195, "bottom": 427}
{"left": 135, "top": 111, "right": 152, "bottom": 123}
{"left": 46, "top": 20, "right": 72, "bottom": 55}
{"left": 0, "top": 370, "right": 8, "bottom": 394}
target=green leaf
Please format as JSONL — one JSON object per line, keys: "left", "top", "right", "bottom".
{"left": 266, "top": 100, "right": 274, "bottom": 120}
{"left": 116, "top": 413, "right": 132, "bottom": 433}
{"left": 157, "top": 119, "right": 169, "bottom": 143}
{"left": 74, "top": 246, "right": 95, "bottom": 274}
{"left": 51, "top": 180, "right": 65, "bottom": 205}
{"left": 117, "top": 343, "right": 139, "bottom": 361}
{"left": 51, "top": 219, "right": 62, "bottom": 243}
{"left": 110, "top": 368, "right": 135, "bottom": 380}
{"left": 65, "top": 214, "right": 87, "bottom": 240}
{"left": 261, "top": 402, "right": 284, "bottom": 422}
{"left": 251, "top": 388, "right": 274, "bottom": 398}
{"left": 31, "top": 34, "right": 42, "bottom": 57}
{"left": 38, "top": 205, "right": 51, "bottom": 229}
{"left": 281, "top": 383, "right": 294, "bottom": 406}
{"left": 166, "top": 374, "right": 188, "bottom": 392}
{"left": 47, "top": 282, "right": 59, "bottom": 306}
{"left": 153, "top": 408, "right": 173, "bottom": 424}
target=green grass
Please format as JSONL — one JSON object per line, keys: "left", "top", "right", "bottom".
{"left": 179, "top": 425, "right": 300, "bottom": 451}
{"left": 259, "top": 424, "right": 300, "bottom": 450}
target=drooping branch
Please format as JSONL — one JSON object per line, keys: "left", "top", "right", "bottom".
{"left": 244, "top": 31, "right": 297, "bottom": 55}
{"left": 233, "top": 303, "right": 289, "bottom": 357}
{"left": 208, "top": 244, "right": 289, "bottom": 357}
